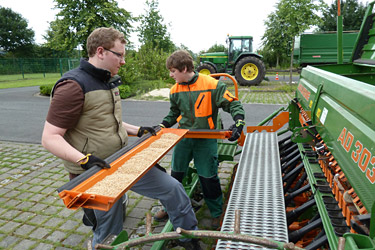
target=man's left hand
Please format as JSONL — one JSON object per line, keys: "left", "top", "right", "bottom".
{"left": 137, "top": 126, "right": 157, "bottom": 137}
{"left": 228, "top": 119, "right": 245, "bottom": 141}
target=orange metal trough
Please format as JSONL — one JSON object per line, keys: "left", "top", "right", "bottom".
{"left": 58, "top": 128, "right": 188, "bottom": 211}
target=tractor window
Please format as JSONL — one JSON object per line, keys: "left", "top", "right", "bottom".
{"left": 229, "top": 39, "right": 242, "bottom": 62}
{"left": 242, "top": 40, "right": 250, "bottom": 52}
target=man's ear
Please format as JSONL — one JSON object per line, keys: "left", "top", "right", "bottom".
{"left": 97, "top": 47, "right": 105, "bottom": 59}
{"left": 182, "top": 66, "right": 188, "bottom": 73}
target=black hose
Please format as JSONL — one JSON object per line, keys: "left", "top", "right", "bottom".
{"left": 287, "top": 199, "right": 316, "bottom": 225}
{"left": 284, "top": 184, "right": 311, "bottom": 205}
{"left": 288, "top": 218, "right": 322, "bottom": 243}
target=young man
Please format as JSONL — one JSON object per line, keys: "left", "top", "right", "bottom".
{"left": 42, "top": 28, "right": 200, "bottom": 249}
{"left": 155, "top": 50, "right": 245, "bottom": 229}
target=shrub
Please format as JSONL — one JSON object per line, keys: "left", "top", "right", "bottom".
{"left": 118, "top": 84, "right": 134, "bottom": 99}
{"left": 40, "top": 84, "right": 54, "bottom": 96}
{"left": 118, "top": 52, "right": 141, "bottom": 84}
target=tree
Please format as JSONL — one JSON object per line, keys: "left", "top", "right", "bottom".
{"left": 137, "top": 0, "right": 174, "bottom": 52}
{"left": 206, "top": 43, "right": 227, "bottom": 53}
{"left": 265, "top": 0, "right": 326, "bottom": 83}
{"left": 45, "top": 0, "right": 133, "bottom": 56}
{"left": 318, "top": 0, "right": 367, "bottom": 31}
{"left": 261, "top": 11, "right": 292, "bottom": 68}
{"left": 0, "top": 7, "right": 35, "bottom": 52}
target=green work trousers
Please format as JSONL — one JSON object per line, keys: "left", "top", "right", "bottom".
{"left": 172, "top": 138, "right": 223, "bottom": 218}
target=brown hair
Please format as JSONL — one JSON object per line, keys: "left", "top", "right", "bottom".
{"left": 166, "top": 50, "right": 194, "bottom": 72}
{"left": 86, "top": 27, "right": 126, "bottom": 57}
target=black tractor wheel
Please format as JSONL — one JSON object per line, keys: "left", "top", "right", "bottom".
{"left": 235, "top": 57, "right": 266, "bottom": 86}
{"left": 197, "top": 63, "right": 216, "bottom": 75}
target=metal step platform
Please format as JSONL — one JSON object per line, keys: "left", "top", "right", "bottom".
{"left": 216, "top": 132, "right": 288, "bottom": 249}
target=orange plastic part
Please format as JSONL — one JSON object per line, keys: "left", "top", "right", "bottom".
{"left": 246, "top": 111, "right": 289, "bottom": 133}
{"left": 58, "top": 128, "right": 188, "bottom": 211}
{"left": 209, "top": 73, "right": 239, "bottom": 99}
{"left": 184, "top": 130, "right": 231, "bottom": 139}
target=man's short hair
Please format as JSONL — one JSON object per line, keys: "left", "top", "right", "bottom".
{"left": 87, "top": 27, "right": 126, "bottom": 57}
{"left": 166, "top": 50, "right": 194, "bottom": 72}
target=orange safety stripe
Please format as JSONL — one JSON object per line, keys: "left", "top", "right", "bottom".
{"left": 170, "top": 74, "right": 218, "bottom": 94}
{"left": 177, "top": 115, "right": 182, "bottom": 123}
{"left": 207, "top": 117, "right": 215, "bottom": 129}
{"left": 223, "top": 89, "right": 238, "bottom": 102}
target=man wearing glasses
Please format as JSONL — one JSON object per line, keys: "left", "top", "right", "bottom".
{"left": 42, "top": 27, "right": 201, "bottom": 249}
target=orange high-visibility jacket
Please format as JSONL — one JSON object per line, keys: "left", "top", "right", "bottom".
{"left": 162, "top": 73, "right": 245, "bottom": 129}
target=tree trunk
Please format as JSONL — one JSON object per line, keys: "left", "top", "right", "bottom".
{"left": 289, "top": 37, "right": 295, "bottom": 85}
{"left": 276, "top": 55, "right": 280, "bottom": 69}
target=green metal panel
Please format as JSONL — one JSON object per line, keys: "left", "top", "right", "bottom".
{"left": 296, "top": 66, "right": 375, "bottom": 212}
{"left": 351, "top": 1, "right": 375, "bottom": 65}
{"left": 315, "top": 63, "right": 375, "bottom": 85}
{"left": 200, "top": 52, "right": 228, "bottom": 65}
{"left": 361, "top": 26, "right": 375, "bottom": 60}
{"left": 218, "top": 142, "right": 237, "bottom": 161}
{"left": 297, "top": 32, "right": 358, "bottom": 65}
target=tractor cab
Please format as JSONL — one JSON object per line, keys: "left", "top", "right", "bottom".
{"left": 228, "top": 36, "right": 253, "bottom": 64}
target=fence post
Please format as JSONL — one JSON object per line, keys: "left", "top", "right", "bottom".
{"left": 43, "top": 58, "right": 46, "bottom": 78}
{"left": 19, "top": 59, "right": 25, "bottom": 79}
{"left": 59, "top": 58, "right": 63, "bottom": 76}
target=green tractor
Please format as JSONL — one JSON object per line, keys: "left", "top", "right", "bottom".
{"left": 197, "top": 35, "right": 266, "bottom": 86}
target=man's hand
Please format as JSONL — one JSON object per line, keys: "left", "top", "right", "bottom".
{"left": 137, "top": 126, "right": 157, "bottom": 137}
{"left": 79, "top": 154, "right": 110, "bottom": 170}
{"left": 228, "top": 119, "right": 245, "bottom": 141}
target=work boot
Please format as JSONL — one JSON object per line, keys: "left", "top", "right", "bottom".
{"left": 153, "top": 209, "right": 168, "bottom": 222}
{"left": 211, "top": 217, "right": 221, "bottom": 230}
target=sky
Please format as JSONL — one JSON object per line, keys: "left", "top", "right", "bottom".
{"left": 1, "top": 0, "right": 371, "bottom": 54}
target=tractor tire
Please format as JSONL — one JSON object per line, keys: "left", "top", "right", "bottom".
{"left": 235, "top": 57, "right": 266, "bottom": 86}
{"left": 197, "top": 63, "right": 216, "bottom": 75}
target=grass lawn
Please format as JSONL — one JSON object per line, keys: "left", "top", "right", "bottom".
{"left": 0, "top": 73, "right": 61, "bottom": 89}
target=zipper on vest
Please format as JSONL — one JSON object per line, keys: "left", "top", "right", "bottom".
{"left": 196, "top": 94, "right": 205, "bottom": 109}
{"left": 110, "top": 87, "right": 123, "bottom": 146}
{"left": 187, "top": 85, "right": 194, "bottom": 125}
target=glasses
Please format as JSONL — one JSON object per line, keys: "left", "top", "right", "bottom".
{"left": 103, "top": 48, "right": 125, "bottom": 60}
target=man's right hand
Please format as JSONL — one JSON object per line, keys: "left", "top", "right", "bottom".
{"left": 79, "top": 154, "right": 110, "bottom": 170}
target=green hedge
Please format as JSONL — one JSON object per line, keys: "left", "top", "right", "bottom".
{"left": 40, "top": 82, "right": 141, "bottom": 99}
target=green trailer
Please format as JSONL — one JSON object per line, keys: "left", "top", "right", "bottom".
{"left": 294, "top": 32, "right": 359, "bottom": 67}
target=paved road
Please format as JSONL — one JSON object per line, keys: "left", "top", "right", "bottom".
{"left": 267, "top": 73, "right": 300, "bottom": 82}
{"left": 0, "top": 87, "right": 289, "bottom": 249}
{"left": 0, "top": 86, "right": 286, "bottom": 144}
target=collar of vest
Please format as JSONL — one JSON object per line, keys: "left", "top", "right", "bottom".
{"left": 80, "top": 58, "right": 112, "bottom": 83}
{"left": 179, "top": 71, "right": 199, "bottom": 85}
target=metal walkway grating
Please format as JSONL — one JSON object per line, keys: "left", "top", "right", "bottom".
{"left": 216, "top": 132, "right": 288, "bottom": 249}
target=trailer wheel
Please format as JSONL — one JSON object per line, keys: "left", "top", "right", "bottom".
{"left": 235, "top": 57, "right": 266, "bottom": 86}
{"left": 197, "top": 63, "right": 216, "bottom": 75}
